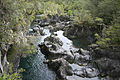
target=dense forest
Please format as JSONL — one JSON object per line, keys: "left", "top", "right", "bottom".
{"left": 0, "top": 0, "right": 120, "bottom": 80}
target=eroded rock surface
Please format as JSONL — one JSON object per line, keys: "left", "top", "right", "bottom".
{"left": 39, "top": 30, "right": 99, "bottom": 80}
{"left": 91, "top": 47, "right": 120, "bottom": 79}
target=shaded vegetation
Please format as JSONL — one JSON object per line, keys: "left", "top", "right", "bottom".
{"left": 0, "top": 0, "right": 120, "bottom": 79}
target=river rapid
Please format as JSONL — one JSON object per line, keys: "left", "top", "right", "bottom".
{"left": 19, "top": 16, "right": 106, "bottom": 80}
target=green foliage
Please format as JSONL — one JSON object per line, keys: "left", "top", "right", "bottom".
{"left": 95, "top": 17, "right": 103, "bottom": 23}
{"left": 67, "top": 10, "right": 73, "bottom": 16}
{"left": 73, "top": 9, "right": 94, "bottom": 24}
{"left": 23, "top": 44, "right": 36, "bottom": 54}
{"left": 95, "top": 25, "right": 120, "bottom": 50}
{"left": 43, "top": 0, "right": 95, "bottom": 24}
{"left": 0, "top": 0, "right": 65, "bottom": 44}
{"left": 0, "top": 0, "right": 36, "bottom": 44}
{"left": 0, "top": 1, "right": 120, "bottom": 79}
{"left": 0, "top": 72, "right": 21, "bottom": 80}
{"left": 88, "top": 0, "right": 120, "bottom": 25}
{"left": 49, "top": 0, "right": 120, "bottom": 51}
{"left": 23, "top": 36, "right": 37, "bottom": 54}
{"left": 85, "top": 0, "right": 120, "bottom": 51}
{"left": 0, "top": 64, "right": 24, "bottom": 80}
{"left": 42, "top": 1, "right": 64, "bottom": 15}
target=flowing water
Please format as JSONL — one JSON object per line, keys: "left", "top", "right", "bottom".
{"left": 19, "top": 28, "right": 56, "bottom": 80}
{"left": 19, "top": 27, "right": 103, "bottom": 80}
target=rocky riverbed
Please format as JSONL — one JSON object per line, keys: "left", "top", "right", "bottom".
{"left": 39, "top": 30, "right": 99, "bottom": 80}
{"left": 20, "top": 15, "right": 120, "bottom": 80}
{"left": 30, "top": 15, "right": 99, "bottom": 80}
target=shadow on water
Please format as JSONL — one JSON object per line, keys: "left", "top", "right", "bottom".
{"left": 19, "top": 51, "right": 56, "bottom": 80}
{"left": 72, "top": 38, "right": 89, "bottom": 49}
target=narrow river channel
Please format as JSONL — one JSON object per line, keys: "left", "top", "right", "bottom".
{"left": 19, "top": 28, "right": 56, "bottom": 80}
{"left": 19, "top": 26, "right": 103, "bottom": 80}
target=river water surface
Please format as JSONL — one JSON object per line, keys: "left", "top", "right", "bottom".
{"left": 19, "top": 28, "right": 56, "bottom": 80}
{"left": 19, "top": 27, "right": 103, "bottom": 80}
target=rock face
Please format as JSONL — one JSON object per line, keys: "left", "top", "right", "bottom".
{"left": 0, "top": 43, "right": 11, "bottom": 73}
{"left": 64, "top": 26, "right": 96, "bottom": 45}
{"left": 44, "top": 58, "right": 73, "bottom": 80}
{"left": 31, "top": 15, "right": 72, "bottom": 36}
{"left": 34, "top": 15, "right": 99, "bottom": 80}
{"left": 63, "top": 23, "right": 102, "bottom": 48}
{"left": 39, "top": 32, "right": 98, "bottom": 80}
{"left": 34, "top": 15, "right": 120, "bottom": 80}
{"left": 34, "top": 15, "right": 70, "bottom": 27}
{"left": 91, "top": 48, "right": 120, "bottom": 79}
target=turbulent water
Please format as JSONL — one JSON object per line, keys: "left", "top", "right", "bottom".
{"left": 19, "top": 28, "right": 56, "bottom": 80}
{"left": 19, "top": 27, "right": 103, "bottom": 80}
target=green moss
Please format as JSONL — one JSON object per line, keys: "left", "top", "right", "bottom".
{"left": 7, "top": 45, "right": 18, "bottom": 63}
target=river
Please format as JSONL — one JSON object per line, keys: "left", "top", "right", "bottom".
{"left": 19, "top": 28, "right": 56, "bottom": 80}
{"left": 19, "top": 25, "right": 104, "bottom": 80}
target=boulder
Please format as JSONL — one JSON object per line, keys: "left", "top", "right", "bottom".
{"left": 44, "top": 35, "right": 63, "bottom": 46}
{"left": 33, "top": 27, "right": 39, "bottom": 32}
{"left": 93, "top": 58, "right": 120, "bottom": 77}
{"left": 40, "top": 22, "right": 49, "bottom": 27}
{"left": 44, "top": 58, "right": 73, "bottom": 80}
{"left": 39, "top": 41, "right": 66, "bottom": 59}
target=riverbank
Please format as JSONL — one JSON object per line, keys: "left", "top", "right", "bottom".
{"left": 0, "top": 14, "right": 119, "bottom": 80}
{"left": 23, "top": 15, "right": 97, "bottom": 80}
{"left": 32, "top": 15, "right": 120, "bottom": 80}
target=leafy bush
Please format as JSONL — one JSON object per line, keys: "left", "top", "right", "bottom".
{"left": 0, "top": 72, "right": 21, "bottom": 80}
{"left": 67, "top": 10, "right": 73, "bottom": 16}
{"left": 95, "top": 24, "right": 120, "bottom": 50}
{"left": 0, "top": 64, "right": 24, "bottom": 80}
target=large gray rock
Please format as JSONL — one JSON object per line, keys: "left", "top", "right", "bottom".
{"left": 69, "top": 63, "right": 98, "bottom": 78}
{"left": 39, "top": 34, "right": 99, "bottom": 80}
{"left": 93, "top": 58, "right": 120, "bottom": 77}
{"left": 44, "top": 35, "right": 63, "bottom": 46}
{"left": 33, "top": 27, "right": 39, "bottom": 32}
{"left": 44, "top": 58, "right": 73, "bottom": 80}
